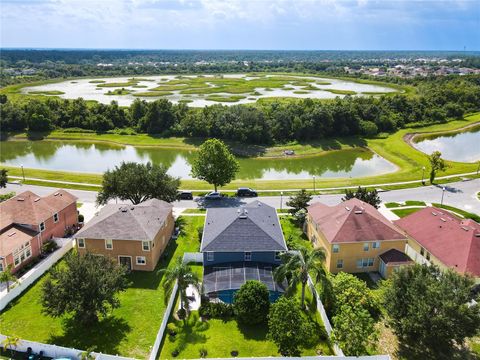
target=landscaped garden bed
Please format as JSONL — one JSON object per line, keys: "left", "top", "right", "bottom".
{"left": 0, "top": 216, "right": 203, "bottom": 359}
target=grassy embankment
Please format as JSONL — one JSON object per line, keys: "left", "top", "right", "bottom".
{"left": 2, "top": 113, "right": 479, "bottom": 192}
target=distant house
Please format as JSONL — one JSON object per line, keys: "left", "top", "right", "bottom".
{"left": 306, "top": 198, "right": 411, "bottom": 278}
{"left": 395, "top": 207, "right": 480, "bottom": 280}
{"left": 0, "top": 190, "right": 78, "bottom": 273}
{"left": 74, "top": 199, "right": 174, "bottom": 271}
{"left": 201, "top": 201, "right": 287, "bottom": 303}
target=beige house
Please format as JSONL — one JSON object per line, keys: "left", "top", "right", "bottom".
{"left": 74, "top": 199, "right": 174, "bottom": 271}
{"left": 306, "top": 198, "right": 412, "bottom": 278}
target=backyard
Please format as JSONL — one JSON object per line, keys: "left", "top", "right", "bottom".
{"left": 0, "top": 216, "right": 203, "bottom": 359}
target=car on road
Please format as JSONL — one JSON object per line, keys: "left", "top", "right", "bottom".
{"left": 236, "top": 187, "right": 258, "bottom": 197}
{"left": 177, "top": 191, "right": 193, "bottom": 200}
{"left": 204, "top": 191, "right": 223, "bottom": 200}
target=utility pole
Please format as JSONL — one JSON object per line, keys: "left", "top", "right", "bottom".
{"left": 280, "top": 191, "right": 283, "bottom": 211}
{"left": 440, "top": 187, "right": 446, "bottom": 207}
{"left": 313, "top": 175, "right": 316, "bottom": 193}
{"left": 421, "top": 166, "right": 425, "bottom": 185}
{"left": 21, "top": 165, "right": 25, "bottom": 182}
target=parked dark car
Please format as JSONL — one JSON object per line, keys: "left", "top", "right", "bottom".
{"left": 177, "top": 191, "right": 193, "bottom": 200}
{"left": 236, "top": 187, "right": 258, "bottom": 197}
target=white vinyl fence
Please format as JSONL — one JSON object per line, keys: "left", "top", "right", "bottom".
{"left": 0, "top": 334, "right": 135, "bottom": 360}
{"left": 148, "top": 252, "right": 203, "bottom": 360}
{"left": 0, "top": 238, "right": 73, "bottom": 311}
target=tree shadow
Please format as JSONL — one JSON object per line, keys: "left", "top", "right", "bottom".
{"left": 168, "top": 314, "right": 208, "bottom": 353}
{"left": 397, "top": 342, "right": 479, "bottom": 360}
{"left": 433, "top": 184, "right": 463, "bottom": 194}
{"left": 237, "top": 321, "right": 269, "bottom": 341}
{"left": 48, "top": 316, "right": 130, "bottom": 355}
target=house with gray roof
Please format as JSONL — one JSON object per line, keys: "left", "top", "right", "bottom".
{"left": 74, "top": 199, "right": 174, "bottom": 271}
{"left": 201, "top": 201, "right": 287, "bottom": 303}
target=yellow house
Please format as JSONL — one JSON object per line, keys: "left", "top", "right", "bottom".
{"left": 306, "top": 198, "right": 412, "bottom": 278}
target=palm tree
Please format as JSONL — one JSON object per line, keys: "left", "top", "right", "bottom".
{"left": 0, "top": 265, "right": 18, "bottom": 293}
{"left": 158, "top": 257, "right": 201, "bottom": 315}
{"left": 2, "top": 336, "right": 20, "bottom": 358}
{"left": 274, "top": 246, "right": 326, "bottom": 309}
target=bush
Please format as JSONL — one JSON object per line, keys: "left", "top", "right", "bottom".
{"left": 199, "top": 348, "right": 208, "bottom": 358}
{"left": 230, "top": 350, "right": 239, "bottom": 357}
{"left": 176, "top": 308, "right": 186, "bottom": 320}
{"left": 233, "top": 280, "right": 270, "bottom": 325}
{"left": 78, "top": 214, "right": 84, "bottom": 223}
{"left": 166, "top": 323, "right": 177, "bottom": 336}
{"left": 171, "top": 349, "right": 179, "bottom": 357}
{"left": 199, "top": 301, "right": 233, "bottom": 319}
{"left": 41, "top": 240, "right": 59, "bottom": 254}
{"left": 197, "top": 226, "right": 204, "bottom": 241}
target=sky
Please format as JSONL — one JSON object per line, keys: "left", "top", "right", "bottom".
{"left": 1, "top": 0, "right": 479, "bottom": 51}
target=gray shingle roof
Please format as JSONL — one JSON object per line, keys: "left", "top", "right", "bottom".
{"left": 201, "top": 201, "right": 287, "bottom": 252}
{"left": 75, "top": 198, "right": 172, "bottom": 241}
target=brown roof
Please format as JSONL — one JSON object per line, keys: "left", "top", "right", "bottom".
{"left": 379, "top": 248, "right": 413, "bottom": 265}
{"left": 0, "top": 189, "right": 78, "bottom": 230}
{"left": 0, "top": 224, "right": 38, "bottom": 257}
{"left": 308, "top": 198, "right": 407, "bottom": 244}
{"left": 395, "top": 207, "right": 480, "bottom": 277}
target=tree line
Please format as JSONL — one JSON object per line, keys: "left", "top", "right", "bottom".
{"left": 1, "top": 75, "right": 479, "bottom": 145}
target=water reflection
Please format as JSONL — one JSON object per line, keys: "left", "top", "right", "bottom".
{"left": 0, "top": 140, "right": 396, "bottom": 180}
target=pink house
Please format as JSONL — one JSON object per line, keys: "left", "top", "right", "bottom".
{"left": 0, "top": 189, "right": 78, "bottom": 274}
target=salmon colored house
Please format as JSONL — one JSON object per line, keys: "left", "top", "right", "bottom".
{"left": 74, "top": 199, "right": 175, "bottom": 271}
{"left": 0, "top": 190, "right": 78, "bottom": 274}
{"left": 395, "top": 207, "right": 480, "bottom": 281}
{"left": 306, "top": 198, "right": 412, "bottom": 278}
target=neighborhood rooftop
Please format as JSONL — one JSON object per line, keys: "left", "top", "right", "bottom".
{"left": 0, "top": 190, "right": 77, "bottom": 230}
{"left": 201, "top": 201, "right": 287, "bottom": 252}
{"left": 395, "top": 207, "right": 480, "bottom": 277}
{"left": 308, "top": 198, "right": 407, "bottom": 244}
{"left": 75, "top": 198, "right": 172, "bottom": 241}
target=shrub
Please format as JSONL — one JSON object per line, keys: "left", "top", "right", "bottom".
{"left": 199, "top": 301, "right": 233, "bottom": 319}
{"left": 78, "top": 214, "right": 84, "bottom": 222}
{"left": 171, "top": 349, "right": 179, "bottom": 357}
{"left": 167, "top": 323, "right": 177, "bottom": 336}
{"left": 233, "top": 280, "right": 270, "bottom": 325}
{"left": 230, "top": 350, "right": 239, "bottom": 357}
{"left": 41, "top": 240, "right": 59, "bottom": 254}
{"left": 199, "top": 348, "right": 208, "bottom": 358}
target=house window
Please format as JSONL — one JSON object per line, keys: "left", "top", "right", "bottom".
{"left": 362, "top": 258, "right": 369, "bottom": 267}
{"left": 274, "top": 252, "right": 281, "bottom": 261}
{"left": 77, "top": 238, "right": 85, "bottom": 248}
{"left": 372, "top": 241, "right": 380, "bottom": 249}
{"left": 368, "top": 258, "right": 374, "bottom": 267}
{"left": 426, "top": 252, "right": 431, "bottom": 261}
{"left": 105, "top": 239, "right": 113, "bottom": 250}
{"left": 336, "top": 259, "right": 343, "bottom": 269}
{"left": 0, "top": 262, "right": 3, "bottom": 272}
{"left": 39, "top": 222, "right": 45, "bottom": 232}
{"left": 142, "top": 241, "right": 150, "bottom": 251}
{"left": 13, "top": 241, "right": 32, "bottom": 267}
{"left": 53, "top": 213, "right": 59, "bottom": 223}
{"left": 363, "top": 243, "right": 369, "bottom": 251}
{"left": 207, "top": 252, "right": 214, "bottom": 261}
{"left": 333, "top": 244, "right": 340, "bottom": 253}
{"left": 244, "top": 252, "right": 252, "bottom": 261}
{"left": 420, "top": 247, "right": 425, "bottom": 256}
{"left": 136, "top": 256, "right": 146, "bottom": 265}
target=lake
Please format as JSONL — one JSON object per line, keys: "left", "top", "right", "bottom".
{"left": 0, "top": 140, "right": 396, "bottom": 180}
{"left": 413, "top": 127, "right": 480, "bottom": 163}
{"left": 21, "top": 74, "right": 398, "bottom": 107}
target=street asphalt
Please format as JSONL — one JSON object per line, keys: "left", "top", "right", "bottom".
{"left": 2, "top": 178, "right": 479, "bottom": 214}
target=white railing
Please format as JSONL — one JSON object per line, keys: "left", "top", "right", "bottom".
{"left": 0, "top": 238, "right": 74, "bottom": 311}
{"left": 405, "top": 244, "right": 431, "bottom": 266}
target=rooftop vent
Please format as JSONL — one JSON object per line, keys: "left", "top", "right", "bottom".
{"left": 475, "top": 233, "right": 480, "bottom": 237}
{"left": 34, "top": 198, "right": 40, "bottom": 202}
{"left": 345, "top": 207, "right": 351, "bottom": 211}
{"left": 354, "top": 210, "right": 363, "bottom": 214}
{"left": 54, "top": 192, "right": 59, "bottom": 196}
{"left": 461, "top": 226, "right": 470, "bottom": 231}
{"left": 17, "top": 198, "right": 24, "bottom": 202}
{"left": 120, "top": 207, "right": 128, "bottom": 213}
{"left": 440, "top": 218, "right": 446, "bottom": 222}
{"left": 7, "top": 231, "right": 16, "bottom": 237}
{"left": 431, "top": 212, "right": 437, "bottom": 216}
{"left": 238, "top": 208, "right": 248, "bottom": 219}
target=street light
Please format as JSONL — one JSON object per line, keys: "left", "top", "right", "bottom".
{"left": 280, "top": 191, "right": 284, "bottom": 211}
{"left": 421, "top": 166, "right": 426, "bottom": 185}
{"left": 313, "top": 175, "right": 316, "bottom": 193}
{"left": 20, "top": 164, "right": 25, "bottom": 182}
{"left": 477, "top": 161, "right": 480, "bottom": 176}
{"left": 440, "top": 187, "right": 446, "bottom": 206}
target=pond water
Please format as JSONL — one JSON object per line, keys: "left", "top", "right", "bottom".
{"left": 413, "top": 127, "right": 480, "bottom": 163}
{"left": 21, "top": 74, "right": 397, "bottom": 107}
{"left": 0, "top": 140, "right": 396, "bottom": 180}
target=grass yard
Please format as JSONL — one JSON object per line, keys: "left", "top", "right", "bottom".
{"left": 391, "top": 208, "right": 422, "bottom": 218}
{"left": 280, "top": 216, "right": 313, "bottom": 250}
{"left": 158, "top": 284, "right": 332, "bottom": 359}
{"left": 431, "top": 203, "right": 480, "bottom": 222}
{"left": 0, "top": 216, "right": 203, "bottom": 359}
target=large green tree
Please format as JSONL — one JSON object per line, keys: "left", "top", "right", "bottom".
{"left": 0, "top": 168, "right": 8, "bottom": 188}
{"left": 42, "top": 253, "right": 130, "bottom": 324}
{"left": 159, "top": 258, "right": 201, "bottom": 315}
{"left": 342, "top": 186, "right": 381, "bottom": 209}
{"left": 383, "top": 264, "right": 480, "bottom": 358}
{"left": 233, "top": 280, "right": 270, "bottom": 325}
{"left": 267, "top": 297, "right": 313, "bottom": 356}
{"left": 274, "top": 246, "right": 326, "bottom": 309}
{"left": 190, "top": 138, "right": 239, "bottom": 192}
{"left": 96, "top": 161, "right": 180, "bottom": 205}
{"left": 286, "top": 189, "right": 312, "bottom": 222}
{"left": 428, "top": 151, "right": 447, "bottom": 184}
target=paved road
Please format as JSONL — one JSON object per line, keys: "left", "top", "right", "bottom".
{"left": 2, "top": 179, "right": 479, "bottom": 214}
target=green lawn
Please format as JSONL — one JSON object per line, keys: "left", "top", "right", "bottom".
{"left": 0, "top": 216, "right": 204, "bottom": 359}
{"left": 431, "top": 203, "right": 480, "bottom": 222}
{"left": 158, "top": 285, "right": 332, "bottom": 359}
{"left": 391, "top": 208, "right": 422, "bottom": 218}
